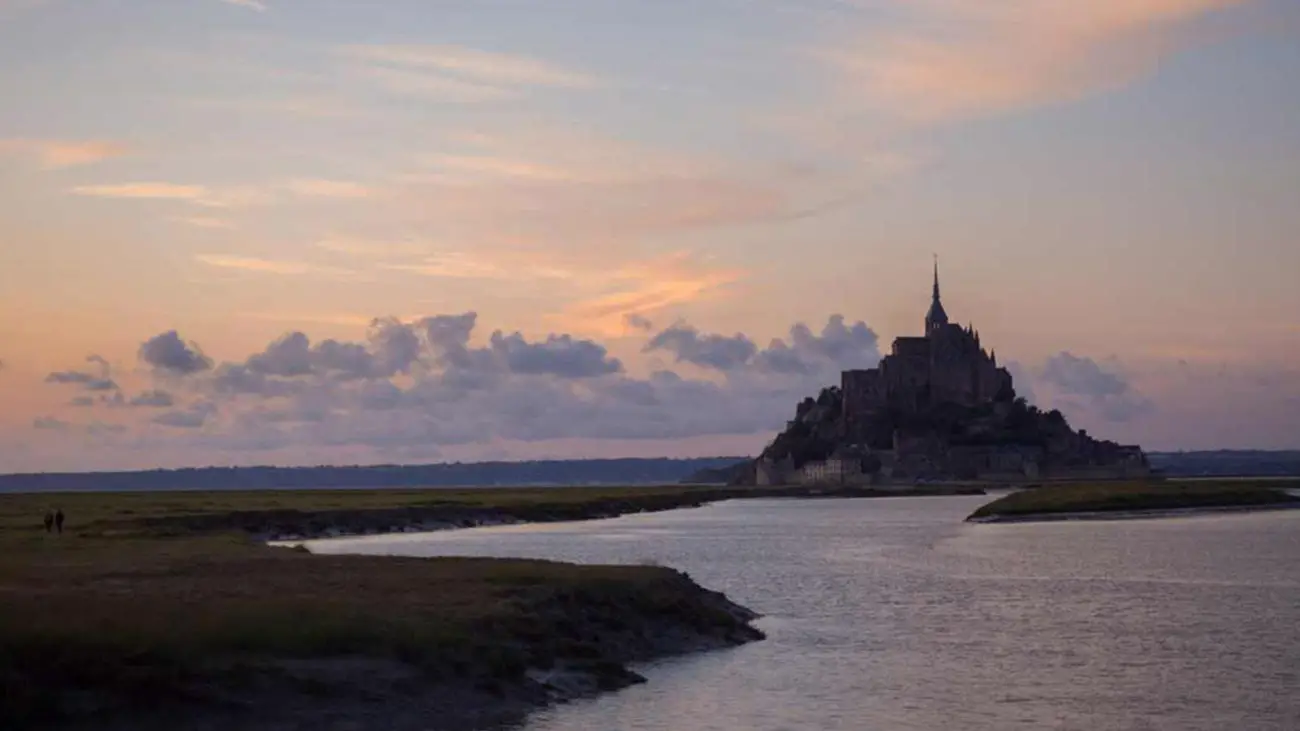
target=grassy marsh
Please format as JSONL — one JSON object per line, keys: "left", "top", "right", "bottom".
{"left": 966, "top": 479, "right": 1300, "bottom": 522}
{"left": 0, "top": 485, "right": 768, "bottom": 729}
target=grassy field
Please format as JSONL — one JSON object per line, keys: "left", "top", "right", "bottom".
{"left": 0, "top": 482, "right": 980, "bottom": 541}
{"left": 0, "top": 485, "right": 772, "bottom": 729}
{"left": 966, "top": 479, "right": 1300, "bottom": 521}
{"left": 0, "top": 484, "right": 739, "bottom": 536}
{"left": 0, "top": 483, "right": 752, "bottom": 524}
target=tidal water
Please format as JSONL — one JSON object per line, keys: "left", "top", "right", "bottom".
{"left": 309, "top": 496, "right": 1300, "bottom": 730}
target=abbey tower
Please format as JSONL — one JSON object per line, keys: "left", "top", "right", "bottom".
{"left": 841, "top": 261, "right": 1013, "bottom": 444}
{"left": 750, "top": 264, "right": 1148, "bottom": 485}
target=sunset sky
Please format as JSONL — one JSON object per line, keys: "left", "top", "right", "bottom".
{"left": 2, "top": 0, "right": 1298, "bottom": 473}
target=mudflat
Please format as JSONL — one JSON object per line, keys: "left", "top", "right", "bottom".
{"left": 966, "top": 479, "right": 1300, "bottom": 523}
{"left": 0, "top": 485, "right": 769, "bottom": 730}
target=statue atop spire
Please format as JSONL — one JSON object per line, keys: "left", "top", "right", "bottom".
{"left": 925, "top": 254, "right": 948, "bottom": 333}
{"left": 933, "top": 253, "right": 941, "bottom": 301}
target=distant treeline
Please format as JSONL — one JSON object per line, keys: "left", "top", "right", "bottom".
{"left": 1148, "top": 450, "right": 1300, "bottom": 477}
{"left": 4, "top": 451, "right": 1296, "bottom": 493}
{"left": 0, "top": 457, "right": 752, "bottom": 494}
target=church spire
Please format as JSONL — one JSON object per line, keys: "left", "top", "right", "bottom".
{"left": 933, "top": 254, "right": 941, "bottom": 303}
{"left": 925, "top": 254, "right": 949, "bottom": 334}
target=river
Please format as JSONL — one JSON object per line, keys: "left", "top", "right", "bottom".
{"left": 306, "top": 495, "right": 1300, "bottom": 730}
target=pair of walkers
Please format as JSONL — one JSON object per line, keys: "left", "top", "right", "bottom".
{"left": 43, "top": 509, "right": 64, "bottom": 534}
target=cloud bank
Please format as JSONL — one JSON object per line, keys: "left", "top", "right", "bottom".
{"left": 37, "top": 312, "right": 883, "bottom": 459}
{"left": 28, "top": 309, "right": 1298, "bottom": 464}
{"left": 140, "top": 331, "right": 214, "bottom": 376}
{"left": 1034, "top": 351, "right": 1155, "bottom": 424}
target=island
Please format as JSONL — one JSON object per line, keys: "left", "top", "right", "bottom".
{"left": 736, "top": 264, "right": 1149, "bottom": 487}
{"left": 965, "top": 479, "right": 1300, "bottom": 523}
{"left": 0, "top": 485, "right": 770, "bottom": 731}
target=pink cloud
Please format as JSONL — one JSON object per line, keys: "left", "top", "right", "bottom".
{"left": 821, "top": 0, "right": 1251, "bottom": 122}
{"left": 342, "top": 44, "right": 599, "bottom": 88}
{"left": 0, "top": 139, "right": 129, "bottom": 168}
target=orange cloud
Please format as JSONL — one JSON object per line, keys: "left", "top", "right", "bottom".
{"left": 336, "top": 231, "right": 744, "bottom": 335}
{"left": 388, "top": 173, "right": 789, "bottom": 256}
{"left": 71, "top": 182, "right": 272, "bottom": 208}
{"left": 71, "top": 179, "right": 371, "bottom": 208}
{"left": 423, "top": 154, "right": 583, "bottom": 183}
{"left": 195, "top": 254, "right": 354, "bottom": 278}
{"left": 286, "top": 178, "right": 373, "bottom": 199}
{"left": 188, "top": 95, "right": 366, "bottom": 119}
{"left": 357, "top": 66, "right": 517, "bottom": 102}
{"left": 382, "top": 252, "right": 574, "bottom": 281}
{"left": 332, "top": 129, "right": 802, "bottom": 325}
{"left": 421, "top": 128, "right": 712, "bottom": 182}
{"left": 72, "top": 182, "right": 208, "bottom": 200}
{"left": 1, "top": 139, "right": 129, "bottom": 168}
{"left": 314, "top": 237, "right": 432, "bottom": 257}
{"left": 174, "top": 216, "right": 236, "bottom": 230}
{"left": 236, "top": 312, "right": 425, "bottom": 327}
{"left": 552, "top": 253, "right": 747, "bottom": 336}
{"left": 395, "top": 130, "right": 796, "bottom": 242}
{"left": 343, "top": 44, "right": 599, "bottom": 88}
{"left": 822, "top": 0, "right": 1250, "bottom": 122}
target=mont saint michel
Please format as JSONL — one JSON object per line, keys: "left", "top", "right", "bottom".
{"left": 748, "top": 264, "right": 1150, "bottom": 486}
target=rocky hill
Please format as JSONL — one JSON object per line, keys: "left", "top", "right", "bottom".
{"left": 750, "top": 388, "right": 1146, "bottom": 484}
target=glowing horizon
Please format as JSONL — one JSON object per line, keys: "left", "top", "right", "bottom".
{"left": 2, "top": 0, "right": 1298, "bottom": 472}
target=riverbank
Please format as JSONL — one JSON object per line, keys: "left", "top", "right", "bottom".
{"left": 966, "top": 479, "right": 1300, "bottom": 523}
{"left": 54, "top": 483, "right": 983, "bottom": 543}
{"left": 0, "top": 486, "right": 777, "bottom": 730}
{"left": 1, "top": 483, "right": 989, "bottom": 728}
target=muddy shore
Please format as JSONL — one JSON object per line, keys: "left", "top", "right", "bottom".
{"left": 37, "top": 565, "right": 763, "bottom": 731}
{"left": 1, "top": 486, "right": 784, "bottom": 730}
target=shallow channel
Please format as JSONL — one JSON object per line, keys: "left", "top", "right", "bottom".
{"left": 308, "top": 495, "right": 1300, "bottom": 731}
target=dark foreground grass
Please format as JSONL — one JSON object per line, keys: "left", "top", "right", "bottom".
{"left": 0, "top": 485, "right": 771, "bottom": 730}
{"left": 0, "top": 484, "right": 734, "bottom": 534}
{"left": 967, "top": 479, "right": 1300, "bottom": 522}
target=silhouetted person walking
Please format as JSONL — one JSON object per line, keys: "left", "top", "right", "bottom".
{"left": 43, "top": 511, "right": 54, "bottom": 533}
{"left": 54, "top": 509, "right": 64, "bottom": 535}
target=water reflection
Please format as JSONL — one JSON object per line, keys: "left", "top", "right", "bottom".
{"left": 311, "top": 497, "right": 1300, "bottom": 731}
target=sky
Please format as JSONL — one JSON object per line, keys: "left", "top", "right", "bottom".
{"left": 1, "top": 0, "right": 1298, "bottom": 473}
